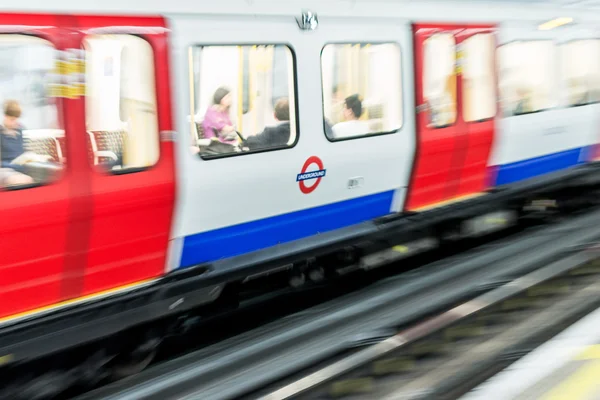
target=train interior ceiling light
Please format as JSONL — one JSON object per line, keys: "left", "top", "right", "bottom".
{"left": 538, "top": 17, "right": 574, "bottom": 30}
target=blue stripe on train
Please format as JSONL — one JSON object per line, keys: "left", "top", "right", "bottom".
{"left": 493, "top": 147, "right": 588, "bottom": 186}
{"left": 179, "top": 146, "right": 596, "bottom": 268}
{"left": 179, "top": 190, "right": 395, "bottom": 268}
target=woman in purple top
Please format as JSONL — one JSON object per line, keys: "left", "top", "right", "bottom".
{"left": 202, "top": 87, "right": 237, "bottom": 145}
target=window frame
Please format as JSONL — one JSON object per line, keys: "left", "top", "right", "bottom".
{"left": 320, "top": 41, "right": 404, "bottom": 143}
{"left": 187, "top": 42, "right": 300, "bottom": 161}
{"left": 496, "top": 38, "right": 558, "bottom": 117}
{"left": 82, "top": 33, "right": 162, "bottom": 176}
{"left": 0, "top": 33, "right": 66, "bottom": 191}
{"left": 558, "top": 38, "right": 600, "bottom": 108}
{"left": 461, "top": 32, "right": 498, "bottom": 124}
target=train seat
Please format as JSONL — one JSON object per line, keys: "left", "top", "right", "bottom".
{"left": 87, "top": 130, "right": 128, "bottom": 169}
{"left": 56, "top": 136, "right": 66, "bottom": 161}
{"left": 22, "top": 134, "right": 63, "bottom": 163}
{"left": 194, "top": 121, "right": 213, "bottom": 150}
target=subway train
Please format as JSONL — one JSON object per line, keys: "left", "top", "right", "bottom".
{"left": 2, "top": 0, "right": 600, "bottom": 380}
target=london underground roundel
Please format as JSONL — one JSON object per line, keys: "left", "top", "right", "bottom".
{"left": 296, "top": 156, "right": 326, "bottom": 194}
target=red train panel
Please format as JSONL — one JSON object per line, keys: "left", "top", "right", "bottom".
{"left": 75, "top": 15, "right": 176, "bottom": 297}
{"left": 0, "top": 13, "right": 175, "bottom": 320}
{"left": 406, "top": 24, "right": 497, "bottom": 211}
{"left": 0, "top": 15, "right": 73, "bottom": 319}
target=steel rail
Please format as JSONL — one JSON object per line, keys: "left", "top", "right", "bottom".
{"left": 259, "top": 245, "right": 600, "bottom": 400}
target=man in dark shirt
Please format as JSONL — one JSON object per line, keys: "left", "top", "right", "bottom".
{"left": 243, "top": 97, "right": 291, "bottom": 150}
{"left": 0, "top": 100, "right": 26, "bottom": 172}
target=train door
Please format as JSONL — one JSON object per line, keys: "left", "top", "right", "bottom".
{"left": 455, "top": 29, "right": 497, "bottom": 198}
{"left": 407, "top": 24, "right": 496, "bottom": 211}
{"left": 71, "top": 16, "right": 176, "bottom": 296}
{"left": 0, "top": 15, "right": 80, "bottom": 319}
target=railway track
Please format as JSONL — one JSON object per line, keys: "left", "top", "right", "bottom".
{"left": 6, "top": 194, "right": 571, "bottom": 399}
{"left": 72, "top": 205, "right": 600, "bottom": 400}
{"left": 254, "top": 245, "right": 600, "bottom": 400}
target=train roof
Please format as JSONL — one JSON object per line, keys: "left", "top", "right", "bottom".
{"left": 1, "top": 0, "right": 600, "bottom": 25}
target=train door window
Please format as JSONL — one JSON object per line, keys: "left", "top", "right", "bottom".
{"left": 423, "top": 33, "right": 457, "bottom": 128}
{"left": 560, "top": 40, "right": 600, "bottom": 107}
{"left": 462, "top": 34, "right": 496, "bottom": 122}
{"left": 188, "top": 44, "right": 297, "bottom": 158}
{"left": 83, "top": 34, "right": 160, "bottom": 173}
{"left": 497, "top": 40, "right": 556, "bottom": 116}
{"left": 321, "top": 43, "right": 402, "bottom": 140}
{"left": 0, "top": 35, "right": 63, "bottom": 191}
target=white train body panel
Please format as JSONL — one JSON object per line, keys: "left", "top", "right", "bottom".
{"left": 168, "top": 15, "right": 416, "bottom": 268}
{"left": 491, "top": 22, "right": 600, "bottom": 184}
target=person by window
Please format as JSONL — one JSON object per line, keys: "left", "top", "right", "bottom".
{"left": 0, "top": 99, "right": 53, "bottom": 173}
{"left": 0, "top": 100, "right": 26, "bottom": 172}
{"left": 243, "top": 97, "right": 291, "bottom": 150}
{"left": 331, "top": 94, "right": 370, "bottom": 139}
{"left": 202, "top": 87, "right": 237, "bottom": 145}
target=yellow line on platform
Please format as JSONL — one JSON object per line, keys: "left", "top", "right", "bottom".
{"left": 575, "top": 344, "right": 600, "bottom": 360}
{"left": 541, "top": 345, "right": 600, "bottom": 400}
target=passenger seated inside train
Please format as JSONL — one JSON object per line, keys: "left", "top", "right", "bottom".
{"left": 242, "top": 97, "right": 290, "bottom": 150}
{"left": 331, "top": 94, "right": 370, "bottom": 139}
{"left": 0, "top": 100, "right": 64, "bottom": 186}
{"left": 1, "top": 100, "right": 27, "bottom": 172}
{"left": 0, "top": 100, "right": 52, "bottom": 173}
{"left": 202, "top": 87, "right": 238, "bottom": 145}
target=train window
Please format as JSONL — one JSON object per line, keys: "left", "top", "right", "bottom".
{"left": 423, "top": 33, "right": 457, "bottom": 128}
{"left": 321, "top": 43, "right": 402, "bottom": 140}
{"left": 0, "top": 35, "right": 64, "bottom": 191}
{"left": 497, "top": 40, "right": 556, "bottom": 116}
{"left": 83, "top": 34, "right": 160, "bottom": 173}
{"left": 188, "top": 44, "right": 297, "bottom": 159}
{"left": 462, "top": 34, "right": 496, "bottom": 122}
{"left": 560, "top": 40, "right": 600, "bottom": 107}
